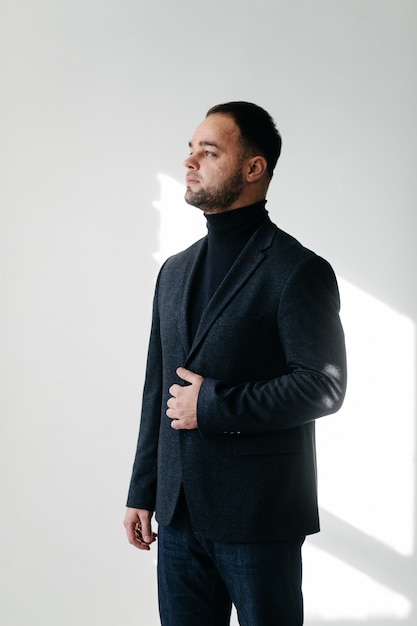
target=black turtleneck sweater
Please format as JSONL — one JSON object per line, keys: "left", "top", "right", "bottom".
{"left": 189, "top": 200, "right": 268, "bottom": 340}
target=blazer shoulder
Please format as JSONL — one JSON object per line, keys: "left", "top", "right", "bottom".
{"left": 259, "top": 220, "right": 337, "bottom": 287}
{"left": 273, "top": 225, "right": 314, "bottom": 256}
{"left": 261, "top": 221, "right": 316, "bottom": 265}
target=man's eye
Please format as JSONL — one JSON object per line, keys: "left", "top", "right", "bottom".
{"left": 205, "top": 151, "right": 215, "bottom": 157}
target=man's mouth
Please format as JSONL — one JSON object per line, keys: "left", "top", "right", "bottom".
{"left": 186, "top": 175, "right": 200, "bottom": 185}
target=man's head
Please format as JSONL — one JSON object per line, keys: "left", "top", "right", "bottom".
{"left": 184, "top": 102, "right": 281, "bottom": 214}
{"left": 206, "top": 102, "right": 281, "bottom": 180}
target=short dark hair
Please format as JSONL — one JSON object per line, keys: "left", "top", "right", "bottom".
{"left": 206, "top": 101, "right": 282, "bottom": 179}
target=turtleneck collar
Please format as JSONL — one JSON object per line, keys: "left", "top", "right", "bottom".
{"left": 204, "top": 200, "right": 268, "bottom": 243}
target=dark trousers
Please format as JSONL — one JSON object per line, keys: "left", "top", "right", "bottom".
{"left": 157, "top": 494, "right": 304, "bottom": 626}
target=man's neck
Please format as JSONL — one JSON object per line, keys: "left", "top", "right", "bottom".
{"left": 203, "top": 193, "right": 267, "bottom": 215}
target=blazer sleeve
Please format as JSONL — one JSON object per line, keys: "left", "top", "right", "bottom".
{"left": 126, "top": 276, "right": 163, "bottom": 510}
{"left": 197, "top": 255, "right": 347, "bottom": 437}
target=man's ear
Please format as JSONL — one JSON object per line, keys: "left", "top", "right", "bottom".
{"left": 246, "top": 156, "right": 268, "bottom": 182}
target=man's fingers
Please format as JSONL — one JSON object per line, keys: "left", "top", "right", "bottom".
{"left": 176, "top": 366, "right": 202, "bottom": 384}
{"left": 137, "top": 515, "right": 153, "bottom": 544}
{"left": 134, "top": 523, "right": 157, "bottom": 550}
{"left": 168, "top": 383, "right": 180, "bottom": 399}
{"left": 166, "top": 369, "right": 202, "bottom": 430}
{"left": 126, "top": 523, "right": 149, "bottom": 550}
{"left": 124, "top": 508, "right": 156, "bottom": 551}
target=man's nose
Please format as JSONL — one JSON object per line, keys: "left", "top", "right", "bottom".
{"left": 184, "top": 154, "right": 199, "bottom": 169}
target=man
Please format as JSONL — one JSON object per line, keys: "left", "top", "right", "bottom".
{"left": 124, "top": 102, "right": 347, "bottom": 625}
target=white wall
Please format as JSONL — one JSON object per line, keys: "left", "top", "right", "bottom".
{"left": 1, "top": 1, "right": 416, "bottom": 624}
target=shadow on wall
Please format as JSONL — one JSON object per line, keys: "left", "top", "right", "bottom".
{"left": 154, "top": 174, "right": 416, "bottom": 625}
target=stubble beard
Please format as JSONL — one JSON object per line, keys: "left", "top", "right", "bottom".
{"left": 185, "top": 168, "right": 245, "bottom": 213}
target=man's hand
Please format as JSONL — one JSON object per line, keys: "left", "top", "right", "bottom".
{"left": 124, "top": 508, "right": 157, "bottom": 551}
{"left": 166, "top": 367, "right": 204, "bottom": 430}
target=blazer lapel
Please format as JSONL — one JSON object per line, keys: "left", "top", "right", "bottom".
{"left": 185, "top": 220, "right": 276, "bottom": 363}
{"left": 177, "top": 237, "right": 208, "bottom": 355}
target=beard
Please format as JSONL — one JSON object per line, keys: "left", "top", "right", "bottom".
{"left": 185, "top": 167, "right": 244, "bottom": 213}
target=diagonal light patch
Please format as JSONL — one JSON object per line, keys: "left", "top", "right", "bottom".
{"left": 304, "top": 278, "right": 415, "bottom": 621}
{"left": 318, "top": 278, "right": 415, "bottom": 555}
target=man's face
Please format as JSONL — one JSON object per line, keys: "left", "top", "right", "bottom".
{"left": 184, "top": 113, "right": 247, "bottom": 214}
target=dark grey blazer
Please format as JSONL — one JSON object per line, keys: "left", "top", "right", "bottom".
{"left": 127, "top": 217, "right": 347, "bottom": 542}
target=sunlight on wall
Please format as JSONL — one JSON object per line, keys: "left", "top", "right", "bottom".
{"left": 152, "top": 173, "right": 206, "bottom": 264}
{"left": 153, "top": 174, "right": 415, "bottom": 622}
{"left": 304, "top": 546, "right": 412, "bottom": 621}
{"left": 320, "top": 278, "right": 415, "bottom": 557}
{"left": 304, "top": 279, "right": 415, "bottom": 621}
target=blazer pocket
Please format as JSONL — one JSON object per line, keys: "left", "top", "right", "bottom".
{"left": 233, "top": 432, "right": 302, "bottom": 456}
